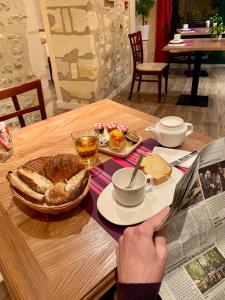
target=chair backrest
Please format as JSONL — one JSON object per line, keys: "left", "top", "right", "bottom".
{"left": 128, "top": 31, "right": 144, "bottom": 68}
{"left": 0, "top": 78, "right": 47, "bottom": 128}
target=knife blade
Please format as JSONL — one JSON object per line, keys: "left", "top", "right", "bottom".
{"left": 170, "top": 150, "right": 198, "bottom": 167}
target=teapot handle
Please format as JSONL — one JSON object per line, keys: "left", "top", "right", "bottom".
{"left": 185, "top": 123, "right": 193, "bottom": 137}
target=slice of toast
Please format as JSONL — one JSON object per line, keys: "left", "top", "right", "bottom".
{"left": 44, "top": 169, "right": 89, "bottom": 206}
{"left": 17, "top": 166, "right": 53, "bottom": 194}
{"left": 140, "top": 154, "right": 172, "bottom": 185}
{"left": 7, "top": 171, "right": 44, "bottom": 204}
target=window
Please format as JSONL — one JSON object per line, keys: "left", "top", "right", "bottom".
{"left": 172, "top": 0, "right": 220, "bottom": 30}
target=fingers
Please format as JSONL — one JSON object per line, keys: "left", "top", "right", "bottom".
{"left": 154, "top": 231, "right": 168, "bottom": 262}
{"left": 154, "top": 231, "right": 167, "bottom": 251}
{"left": 140, "top": 207, "right": 170, "bottom": 235}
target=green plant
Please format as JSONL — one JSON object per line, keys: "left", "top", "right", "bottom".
{"left": 136, "top": 0, "right": 155, "bottom": 25}
{"left": 209, "top": 24, "right": 225, "bottom": 39}
{"left": 210, "top": 14, "right": 223, "bottom": 25}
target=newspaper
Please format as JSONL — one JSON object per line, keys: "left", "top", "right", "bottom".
{"left": 159, "top": 138, "right": 225, "bottom": 300}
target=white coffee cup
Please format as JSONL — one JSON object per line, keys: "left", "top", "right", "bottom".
{"left": 112, "top": 168, "right": 152, "bottom": 207}
{"left": 213, "top": 22, "right": 217, "bottom": 27}
{"left": 183, "top": 24, "right": 189, "bottom": 30}
{"left": 174, "top": 34, "right": 181, "bottom": 41}
{"left": 206, "top": 20, "right": 210, "bottom": 28}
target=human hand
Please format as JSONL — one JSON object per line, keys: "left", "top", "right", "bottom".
{"left": 117, "top": 207, "right": 170, "bottom": 284}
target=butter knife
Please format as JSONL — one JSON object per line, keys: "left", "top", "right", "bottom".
{"left": 170, "top": 151, "right": 198, "bottom": 166}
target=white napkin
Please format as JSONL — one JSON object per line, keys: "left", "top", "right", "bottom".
{"left": 181, "top": 30, "right": 195, "bottom": 33}
{"left": 168, "top": 44, "right": 187, "bottom": 47}
{"left": 152, "top": 147, "right": 198, "bottom": 168}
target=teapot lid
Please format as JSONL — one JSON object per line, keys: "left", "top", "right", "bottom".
{"left": 160, "top": 116, "right": 184, "bottom": 128}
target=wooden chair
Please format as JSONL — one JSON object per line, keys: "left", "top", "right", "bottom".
{"left": 0, "top": 78, "right": 47, "bottom": 128}
{"left": 128, "top": 31, "right": 169, "bottom": 102}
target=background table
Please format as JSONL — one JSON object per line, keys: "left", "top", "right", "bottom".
{"left": 176, "top": 27, "right": 213, "bottom": 77}
{"left": 177, "top": 27, "right": 211, "bottom": 37}
{"left": 164, "top": 38, "right": 225, "bottom": 107}
{"left": 0, "top": 100, "right": 211, "bottom": 300}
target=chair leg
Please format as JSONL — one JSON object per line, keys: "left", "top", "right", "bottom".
{"left": 137, "top": 75, "right": 142, "bottom": 93}
{"left": 165, "top": 67, "right": 168, "bottom": 95}
{"left": 158, "top": 74, "right": 162, "bottom": 103}
{"left": 128, "top": 73, "right": 135, "bottom": 100}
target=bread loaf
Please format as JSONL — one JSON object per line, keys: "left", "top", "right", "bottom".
{"left": 7, "top": 171, "right": 44, "bottom": 204}
{"left": 140, "top": 154, "right": 172, "bottom": 185}
{"left": 23, "top": 157, "right": 51, "bottom": 174}
{"left": 45, "top": 169, "right": 89, "bottom": 205}
{"left": 43, "top": 154, "right": 84, "bottom": 183}
{"left": 17, "top": 166, "right": 53, "bottom": 194}
{"left": 7, "top": 154, "right": 89, "bottom": 208}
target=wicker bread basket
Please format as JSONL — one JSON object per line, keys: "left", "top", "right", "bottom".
{"left": 9, "top": 156, "right": 91, "bottom": 215}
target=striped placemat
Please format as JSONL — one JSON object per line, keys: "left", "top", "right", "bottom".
{"left": 81, "top": 139, "right": 187, "bottom": 241}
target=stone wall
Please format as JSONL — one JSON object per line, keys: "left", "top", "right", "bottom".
{"left": 94, "top": 0, "right": 130, "bottom": 99}
{"left": 0, "top": 0, "right": 51, "bottom": 130}
{"left": 46, "top": 0, "right": 130, "bottom": 105}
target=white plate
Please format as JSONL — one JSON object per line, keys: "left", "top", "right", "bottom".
{"left": 152, "top": 147, "right": 197, "bottom": 168}
{"left": 97, "top": 168, "right": 183, "bottom": 226}
{"left": 181, "top": 28, "right": 192, "bottom": 31}
{"left": 169, "top": 39, "right": 184, "bottom": 44}
{"left": 99, "top": 137, "right": 143, "bottom": 158}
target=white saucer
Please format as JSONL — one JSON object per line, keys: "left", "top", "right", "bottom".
{"left": 97, "top": 168, "right": 183, "bottom": 226}
{"left": 170, "top": 39, "right": 184, "bottom": 44}
{"left": 181, "top": 28, "right": 192, "bottom": 31}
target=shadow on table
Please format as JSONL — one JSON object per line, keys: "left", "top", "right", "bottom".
{"left": 12, "top": 197, "right": 90, "bottom": 240}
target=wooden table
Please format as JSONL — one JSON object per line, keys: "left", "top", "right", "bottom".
{"left": 164, "top": 38, "right": 225, "bottom": 107}
{"left": 177, "top": 27, "right": 211, "bottom": 37}
{"left": 0, "top": 100, "right": 211, "bottom": 300}
{"left": 177, "top": 27, "right": 225, "bottom": 38}
{"left": 176, "top": 27, "right": 212, "bottom": 78}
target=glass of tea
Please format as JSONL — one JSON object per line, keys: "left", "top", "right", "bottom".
{"left": 71, "top": 131, "right": 98, "bottom": 168}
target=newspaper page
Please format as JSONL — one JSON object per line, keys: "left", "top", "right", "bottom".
{"left": 160, "top": 138, "right": 225, "bottom": 300}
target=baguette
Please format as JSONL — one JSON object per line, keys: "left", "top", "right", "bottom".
{"left": 45, "top": 169, "right": 89, "bottom": 206}
{"left": 7, "top": 171, "right": 44, "bottom": 204}
{"left": 140, "top": 154, "right": 172, "bottom": 185}
{"left": 43, "top": 154, "right": 84, "bottom": 183}
{"left": 17, "top": 166, "right": 53, "bottom": 194}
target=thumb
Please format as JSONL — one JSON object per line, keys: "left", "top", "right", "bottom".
{"left": 141, "top": 207, "right": 170, "bottom": 235}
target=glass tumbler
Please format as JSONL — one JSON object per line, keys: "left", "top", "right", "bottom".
{"left": 71, "top": 131, "right": 99, "bottom": 168}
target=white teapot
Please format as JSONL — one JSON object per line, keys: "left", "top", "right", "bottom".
{"left": 145, "top": 116, "right": 193, "bottom": 148}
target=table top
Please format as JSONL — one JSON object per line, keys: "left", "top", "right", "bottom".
{"left": 177, "top": 27, "right": 210, "bottom": 36}
{"left": 164, "top": 38, "right": 225, "bottom": 52}
{"left": 0, "top": 99, "right": 211, "bottom": 300}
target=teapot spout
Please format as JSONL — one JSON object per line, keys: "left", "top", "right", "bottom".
{"left": 145, "top": 127, "right": 159, "bottom": 140}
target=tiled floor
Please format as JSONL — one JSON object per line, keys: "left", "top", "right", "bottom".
{"left": 112, "top": 65, "right": 225, "bottom": 140}
{"left": 53, "top": 64, "right": 225, "bottom": 140}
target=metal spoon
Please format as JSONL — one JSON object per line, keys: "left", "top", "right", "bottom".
{"left": 126, "top": 154, "right": 144, "bottom": 189}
